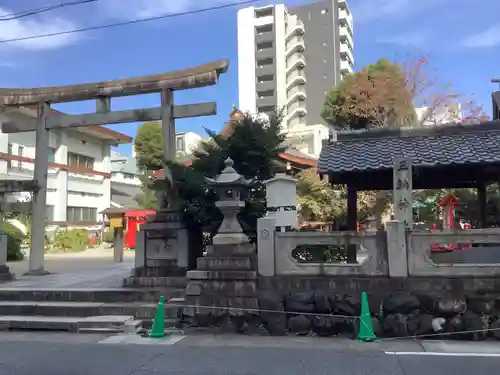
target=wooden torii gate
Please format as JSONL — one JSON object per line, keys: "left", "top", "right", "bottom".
{"left": 0, "top": 60, "right": 229, "bottom": 275}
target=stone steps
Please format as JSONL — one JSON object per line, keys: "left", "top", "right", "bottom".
{"left": 0, "top": 288, "right": 184, "bottom": 302}
{"left": 196, "top": 256, "right": 254, "bottom": 270}
{"left": 0, "top": 288, "right": 186, "bottom": 333}
{"left": 0, "top": 301, "right": 181, "bottom": 319}
{"left": 123, "top": 277, "right": 188, "bottom": 288}
{"left": 0, "top": 315, "right": 142, "bottom": 333}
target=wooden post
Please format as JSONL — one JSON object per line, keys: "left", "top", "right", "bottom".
{"left": 477, "top": 183, "right": 487, "bottom": 228}
{"left": 113, "top": 228, "right": 124, "bottom": 263}
{"left": 346, "top": 185, "right": 358, "bottom": 264}
{"left": 26, "top": 102, "right": 50, "bottom": 276}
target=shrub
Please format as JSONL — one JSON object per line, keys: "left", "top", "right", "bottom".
{"left": 2, "top": 222, "right": 26, "bottom": 261}
{"left": 52, "top": 229, "right": 89, "bottom": 252}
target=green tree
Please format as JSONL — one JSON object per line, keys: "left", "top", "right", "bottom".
{"left": 296, "top": 168, "right": 345, "bottom": 225}
{"left": 136, "top": 173, "right": 160, "bottom": 210}
{"left": 134, "top": 122, "right": 164, "bottom": 171}
{"left": 169, "top": 111, "right": 287, "bottom": 243}
{"left": 322, "top": 58, "right": 416, "bottom": 129}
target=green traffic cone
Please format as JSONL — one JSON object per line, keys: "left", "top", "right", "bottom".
{"left": 357, "top": 292, "right": 377, "bottom": 342}
{"left": 149, "top": 296, "right": 166, "bottom": 338}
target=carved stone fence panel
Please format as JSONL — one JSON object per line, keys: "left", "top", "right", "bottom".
{"left": 408, "top": 229, "right": 500, "bottom": 277}
{"left": 272, "top": 230, "right": 388, "bottom": 277}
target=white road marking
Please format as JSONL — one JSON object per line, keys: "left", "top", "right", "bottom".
{"left": 386, "top": 351, "right": 500, "bottom": 357}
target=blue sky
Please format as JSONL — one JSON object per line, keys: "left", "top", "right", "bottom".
{"left": 0, "top": 0, "right": 499, "bottom": 156}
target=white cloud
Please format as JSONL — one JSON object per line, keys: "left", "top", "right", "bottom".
{"left": 98, "top": 0, "right": 222, "bottom": 19}
{"left": 0, "top": 7, "right": 79, "bottom": 51}
{"left": 378, "top": 31, "right": 430, "bottom": 47}
{"left": 463, "top": 24, "right": 500, "bottom": 48}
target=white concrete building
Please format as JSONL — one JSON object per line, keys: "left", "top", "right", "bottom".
{"left": 175, "top": 132, "right": 202, "bottom": 155}
{"left": 237, "top": 0, "right": 353, "bottom": 158}
{"left": 0, "top": 111, "right": 132, "bottom": 224}
{"left": 110, "top": 150, "right": 142, "bottom": 209}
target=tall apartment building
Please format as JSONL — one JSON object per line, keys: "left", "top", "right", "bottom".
{"left": 237, "top": 0, "right": 354, "bottom": 130}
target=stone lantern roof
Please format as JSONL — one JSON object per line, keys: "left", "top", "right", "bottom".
{"left": 205, "top": 158, "right": 252, "bottom": 186}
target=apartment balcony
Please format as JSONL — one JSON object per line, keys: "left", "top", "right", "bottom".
{"left": 286, "top": 100, "right": 307, "bottom": 119}
{"left": 340, "top": 59, "right": 353, "bottom": 74}
{"left": 256, "top": 94, "right": 276, "bottom": 108}
{"left": 255, "top": 31, "right": 275, "bottom": 45}
{"left": 256, "top": 80, "right": 275, "bottom": 92}
{"left": 256, "top": 64, "right": 275, "bottom": 77}
{"left": 339, "top": 26, "right": 354, "bottom": 50}
{"left": 286, "top": 53, "right": 306, "bottom": 73}
{"left": 285, "top": 21, "right": 305, "bottom": 41}
{"left": 286, "top": 85, "right": 306, "bottom": 104}
{"left": 286, "top": 69, "right": 306, "bottom": 89}
{"left": 285, "top": 37, "right": 305, "bottom": 58}
{"left": 340, "top": 43, "right": 354, "bottom": 66}
{"left": 338, "top": 9, "right": 354, "bottom": 31}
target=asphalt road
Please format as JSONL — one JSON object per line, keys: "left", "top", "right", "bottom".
{"left": 0, "top": 333, "right": 499, "bottom": 375}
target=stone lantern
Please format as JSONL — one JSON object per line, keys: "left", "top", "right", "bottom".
{"left": 205, "top": 157, "right": 252, "bottom": 245}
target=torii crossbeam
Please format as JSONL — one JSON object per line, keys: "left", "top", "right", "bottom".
{"left": 0, "top": 59, "right": 229, "bottom": 275}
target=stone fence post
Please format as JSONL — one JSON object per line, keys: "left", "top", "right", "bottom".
{"left": 257, "top": 217, "right": 276, "bottom": 277}
{"left": 386, "top": 220, "right": 408, "bottom": 277}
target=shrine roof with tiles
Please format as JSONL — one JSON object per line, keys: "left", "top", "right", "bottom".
{"left": 318, "top": 120, "right": 500, "bottom": 190}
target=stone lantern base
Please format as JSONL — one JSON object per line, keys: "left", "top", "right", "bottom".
{"left": 183, "top": 241, "right": 259, "bottom": 321}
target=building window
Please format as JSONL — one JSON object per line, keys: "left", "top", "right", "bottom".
{"left": 257, "top": 74, "right": 274, "bottom": 83}
{"left": 255, "top": 24, "right": 273, "bottom": 34}
{"left": 308, "top": 141, "right": 314, "bottom": 155}
{"left": 46, "top": 205, "right": 54, "bottom": 221}
{"left": 7, "top": 144, "right": 12, "bottom": 169}
{"left": 68, "top": 152, "right": 94, "bottom": 170}
{"left": 256, "top": 41, "right": 273, "bottom": 51}
{"left": 123, "top": 173, "right": 135, "bottom": 180}
{"left": 47, "top": 148, "right": 56, "bottom": 163}
{"left": 176, "top": 136, "right": 185, "bottom": 152}
{"left": 257, "top": 105, "right": 275, "bottom": 113}
{"left": 17, "top": 146, "right": 23, "bottom": 169}
{"left": 255, "top": 7, "right": 273, "bottom": 18}
{"left": 257, "top": 90, "right": 274, "bottom": 98}
{"left": 257, "top": 57, "right": 273, "bottom": 67}
{"left": 67, "top": 206, "right": 97, "bottom": 223}
{"left": 321, "top": 9, "right": 328, "bottom": 14}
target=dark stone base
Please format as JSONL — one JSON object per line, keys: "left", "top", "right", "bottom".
{"left": 0, "top": 265, "right": 14, "bottom": 282}
{"left": 180, "top": 288, "right": 500, "bottom": 341}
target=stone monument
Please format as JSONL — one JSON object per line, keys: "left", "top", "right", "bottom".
{"left": 184, "top": 158, "right": 258, "bottom": 320}
{"left": 264, "top": 173, "right": 298, "bottom": 232}
{"left": 131, "top": 175, "right": 190, "bottom": 279}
